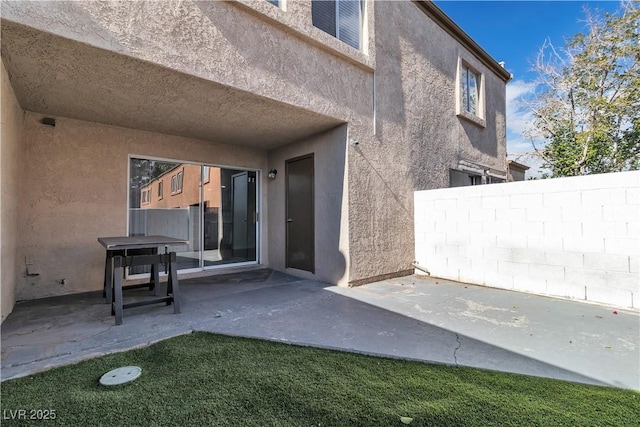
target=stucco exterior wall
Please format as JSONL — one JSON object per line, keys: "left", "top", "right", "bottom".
{"left": 267, "top": 125, "right": 349, "bottom": 286}
{"left": 3, "top": 0, "right": 508, "bottom": 293}
{"left": 0, "top": 0, "right": 373, "bottom": 125}
{"left": 1, "top": 60, "right": 23, "bottom": 322}
{"left": 414, "top": 171, "right": 640, "bottom": 308}
{"left": 346, "top": 0, "right": 508, "bottom": 284}
{"left": 17, "top": 112, "right": 267, "bottom": 300}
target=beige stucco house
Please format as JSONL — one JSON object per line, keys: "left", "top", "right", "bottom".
{"left": 0, "top": 0, "right": 511, "bottom": 322}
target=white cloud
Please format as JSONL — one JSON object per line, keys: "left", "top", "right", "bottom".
{"left": 506, "top": 79, "right": 536, "bottom": 103}
{"left": 505, "top": 79, "right": 547, "bottom": 178}
{"left": 507, "top": 136, "right": 535, "bottom": 155}
{"left": 505, "top": 79, "right": 536, "bottom": 136}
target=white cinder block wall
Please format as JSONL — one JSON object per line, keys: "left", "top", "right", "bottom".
{"left": 414, "top": 171, "right": 640, "bottom": 309}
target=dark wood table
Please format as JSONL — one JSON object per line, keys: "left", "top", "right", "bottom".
{"left": 98, "top": 235, "right": 188, "bottom": 325}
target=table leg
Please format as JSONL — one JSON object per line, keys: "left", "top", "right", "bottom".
{"left": 113, "top": 257, "right": 124, "bottom": 326}
{"left": 105, "top": 252, "right": 113, "bottom": 305}
{"left": 151, "top": 261, "right": 160, "bottom": 296}
{"left": 103, "top": 251, "right": 109, "bottom": 299}
{"left": 169, "top": 253, "right": 180, "bottom": 314}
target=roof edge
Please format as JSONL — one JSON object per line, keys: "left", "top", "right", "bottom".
{"left": 508, "top": 160, "right": 531, "bottom": 171}
{"left": 413, "top": 1, "right": 512, "bottom": 82}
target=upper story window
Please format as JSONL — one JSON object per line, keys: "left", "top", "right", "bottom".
{"left": 457, "top": 59, "right": 485, "bottom": 127}
{"left": 157, "top": 181, "right": 163, "bottom": 200}
{"left": 201, "top": 166, "right": 210, "bottom": 185}
{"left": 171, "top": 170, "right": 183, "bottom": 195}
{"left": 461, "top": 66, "right": 479, "bottom": 115}
{"left": 141, "top": 188, "right": 151, "bottom": 204}
{"left": 312, "top": 0, "right": 363, "bottom": 50}
{"left": 265, "top": 0, "right": 280, "bottom": 7}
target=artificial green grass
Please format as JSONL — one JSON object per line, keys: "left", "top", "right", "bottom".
{"left": 1, "top": 332, "right": 638, "bottom": 426}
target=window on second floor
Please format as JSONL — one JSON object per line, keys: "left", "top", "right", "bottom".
{"left": 201, "top": 166, "right": 210, "bottom": 185}
{"left": 461, "top": 65, "right": 480, "bottom": 116}
{"left": 171, "top": 171, "right": 184, "bottom": 195}
{"left": 177, "top": 171, "right": 183, "bottom": 192}
{"left": 157, "top": 181, "right": 163, "bottom": 200}
{"left": 312, "top": 0, "right": 363, "bottom": 50}
{"left": 457, "top": 59, "right": 486, "bottom": 127}
{"left": 141, "top": 188, "right": 151, "bottom": 204}
{"left": 265, "top": 0, "right": 280, "bottom": 7}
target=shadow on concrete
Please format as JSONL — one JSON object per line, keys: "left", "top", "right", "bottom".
{"left": 0, "top": 270, "right": 617, "bottom": 388}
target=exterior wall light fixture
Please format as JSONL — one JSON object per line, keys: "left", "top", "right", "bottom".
{"left": 41, "top": 117, "right": 56, "bottom": 127}
{"left": 268, "top": 169, "right": 278, "bottom": 180}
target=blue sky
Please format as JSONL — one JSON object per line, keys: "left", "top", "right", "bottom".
{"left": 434, "top": 0, "right": 624, "bottom": 175}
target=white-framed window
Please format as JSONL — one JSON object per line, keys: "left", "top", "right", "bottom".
{"left": 157, "top": 181, "right": 163, "bottom": 200}
{"left": 171, "top": 170, "right": 184, "bottom": 195}
{"left": 201, "top": 166, "right": 211, "bottom": 185}
{"left": 312, "top": 0, "right": 364, "bottom": 50}
{"left": 141, "top": 188, "right": 151, "bottom": 204}
{"left": 457, "top": 59, "right": 485, "bottom": 126}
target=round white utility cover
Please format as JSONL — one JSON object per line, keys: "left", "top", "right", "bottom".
{"left": 99, "top": 366, "right": 142, "bottom": 386}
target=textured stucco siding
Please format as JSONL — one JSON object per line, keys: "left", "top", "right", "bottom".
{"left": 1, "top": 61, "right": 23, "bottom": 322}
{"left": 2, "top": 0, "right": 508, "bottom": 294}
{"left": 1, "top": 0, "right": 373, "bottom": 290}
{"left": 268, "top": 125, "right": 349, "bottom": 286}
{"left": 0, "top": 0, "right": 372, "bottom": 125}
{"left": 346, "top": 0, "right": 507, "bottom": 284}
{"left": 16, "top": 112, "right": 267, "bottom": 300}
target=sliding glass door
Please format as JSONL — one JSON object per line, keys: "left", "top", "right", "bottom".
{"left": 129, "top": 157, "right": 258, "bottom": 273}
{"left": 201, "top": 167, "right": 257, "bottom": 267}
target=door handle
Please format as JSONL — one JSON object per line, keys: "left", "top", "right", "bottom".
{"left": 287, "top": 218, "right": 293, "bottom": 223}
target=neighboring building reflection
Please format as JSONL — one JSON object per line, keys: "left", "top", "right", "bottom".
{"left": 133, "top": 162, "right": 256, "bottom": 269}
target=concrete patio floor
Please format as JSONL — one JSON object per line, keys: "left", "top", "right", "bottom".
{"left": 2, "top": 269, "right": 638, "bottom": 390}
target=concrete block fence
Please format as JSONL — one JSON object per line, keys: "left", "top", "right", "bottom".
{"left": 414, "top": 171, "right": 640, "bottom": 309}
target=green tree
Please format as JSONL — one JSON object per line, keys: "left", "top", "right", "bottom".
{"left": 527, "top": 0, "right": 640, "bottom": 177}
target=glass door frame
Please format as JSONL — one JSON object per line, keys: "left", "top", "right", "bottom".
{"left": 126, "top": 154, "right": 261, "bottom": 277}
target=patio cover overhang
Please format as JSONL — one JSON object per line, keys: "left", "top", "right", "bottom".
{"left": 1, "top": 20, "right": 345, "bottom": 149}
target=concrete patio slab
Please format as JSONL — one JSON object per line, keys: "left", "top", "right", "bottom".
{"left": 329, "top": 275, "right": 639, "bottom": 390}
{"left": 1, "top": 269, "right": 638, "bottom": 390}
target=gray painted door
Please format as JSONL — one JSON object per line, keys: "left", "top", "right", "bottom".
{"left": 286, "top": 154, "right": 314, "bottom": 273}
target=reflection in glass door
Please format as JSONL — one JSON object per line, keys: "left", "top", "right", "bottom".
{"left": 129, "top": 158, "right": 258, "bottom": 273}
{"left": 203, "top": 168, "right": 257, "bottom": 267}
